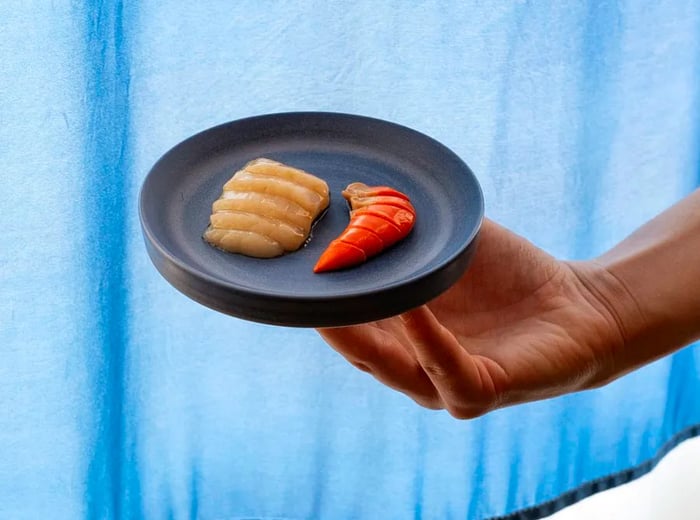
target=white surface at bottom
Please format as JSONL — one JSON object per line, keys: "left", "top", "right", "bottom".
{"left": 544, "top": 435, "right": 700, "bottom": 520}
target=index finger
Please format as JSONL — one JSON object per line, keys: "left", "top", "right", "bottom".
{"left": 400, "top": 306, "right": 500, "bottom": 416}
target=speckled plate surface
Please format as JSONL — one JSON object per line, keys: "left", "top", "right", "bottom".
{"left": 139, "top": 112, "right": 484, "bottom": 327}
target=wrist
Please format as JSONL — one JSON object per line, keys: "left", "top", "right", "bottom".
{"left": 566, "top": 190, "right": 700, "bottom": 388}
{"left": 595, "top": 248, "right": 700, "bottom": 374}
{"left": 593, "top": 190, "right": 700, "bottom": 373}
{"left": 565, "top": 259, "right": 651, "bottom": 386}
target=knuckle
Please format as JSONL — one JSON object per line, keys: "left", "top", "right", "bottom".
{"left": 422, "top": 363, "right": 448, "bottom": 379}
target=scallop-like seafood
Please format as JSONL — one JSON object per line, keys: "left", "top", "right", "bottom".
{"left": 204, "top": 158, "right": 330, "bottom": 258}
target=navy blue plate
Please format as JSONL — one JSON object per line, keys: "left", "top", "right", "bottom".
{"left": 139, "top": 112, "right": 484, "bottom": 327}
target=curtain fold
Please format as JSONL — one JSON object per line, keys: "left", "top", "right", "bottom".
{"left": 2, "top": 1, "right": 699, "bottom": 518}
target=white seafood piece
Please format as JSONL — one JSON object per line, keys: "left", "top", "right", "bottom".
{"left": 223, "top": 172, "right": 326, "bottom": 215}
{"left": 203, "top": 228, "right": 284, "bottom": 258}
{"left": 213, "top": 191, "right": 313, "bottom": 232}
{"left": 209, "top": 211, "right": 305, "bottom": 251}
{"left": 245, "top": 158, "right": 329, "bottom": 198}
{"left": 204, "top": 158, "right": 329, "bottom": 258}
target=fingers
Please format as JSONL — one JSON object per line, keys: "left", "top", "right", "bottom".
{"left": 317, "top": 324, "right": 442, "bottom": 409}
{"left": 400, "top": 306, "right": 499, "bottom": 418}
{"left": 317, "top": 307, "right": 505, "bottom": 418}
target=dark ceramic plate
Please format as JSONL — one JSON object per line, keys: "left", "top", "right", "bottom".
{"left": 139, "top": 112, "right": 484, "bottom": 327}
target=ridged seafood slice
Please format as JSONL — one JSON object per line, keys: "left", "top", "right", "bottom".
{"left": 314, "top": 182, "right": 416, "bottom": 272}
{"left": 204, "top": 158, "right": 330, "bottom": 258}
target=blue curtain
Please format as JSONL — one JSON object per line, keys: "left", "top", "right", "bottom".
{"left": 2, "top": 1, "right": 699, "bottom": 519}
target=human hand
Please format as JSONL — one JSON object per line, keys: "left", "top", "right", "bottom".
{"left": 317, "top": 219, "right": 638, "bottom": 419}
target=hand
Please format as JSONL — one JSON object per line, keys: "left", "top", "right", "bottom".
{"left": 317, "top": 219, "right": 634, "bottom": 419}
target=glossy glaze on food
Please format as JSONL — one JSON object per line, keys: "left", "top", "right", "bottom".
{"left": 204, "top": 158, "right": 330, "bottom": 257}
{"left": 314, "top": 182, "right": 416, "bottom": 272}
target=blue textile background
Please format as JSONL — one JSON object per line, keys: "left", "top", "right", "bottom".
{"left": 1, "top": 1, "right": 699, "bottom": 519}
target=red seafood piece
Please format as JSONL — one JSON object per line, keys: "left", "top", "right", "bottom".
{"left": 314, "top": 183, "right": 416, "bottom": 273}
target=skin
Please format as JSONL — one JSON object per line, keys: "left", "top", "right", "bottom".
{"left": 317, "top": 189, "right": 700, "bottom": 419}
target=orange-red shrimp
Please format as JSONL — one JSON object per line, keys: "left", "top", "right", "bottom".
{"left": 313, "top": 182, "right": 416, "bottom": 273}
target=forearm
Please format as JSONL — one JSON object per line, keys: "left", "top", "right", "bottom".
{"left": 595, "top": 188, "right": 700, "bottom": 375}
